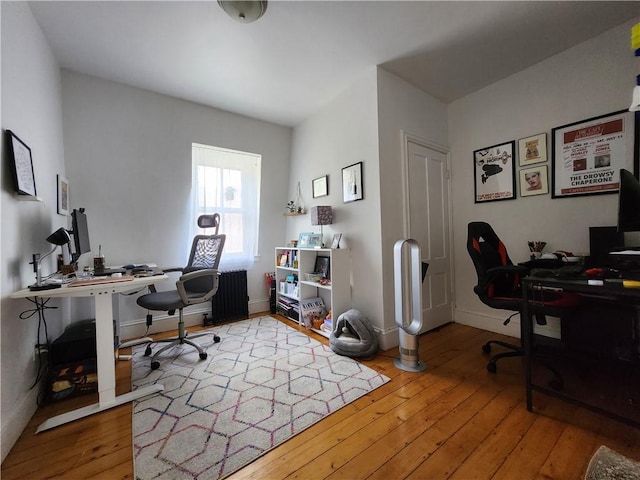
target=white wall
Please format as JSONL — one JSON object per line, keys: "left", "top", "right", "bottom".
{"left": 449, "top": 19, "right": 638, "bottom": 337}
{"left": 60, "top": 71, "right": 293, "bottom": 331}
{"left": 376, "top": 68, "right": 449, "bottom": 347}
{"left": 286, "top": 67, "right": 450, "bottom": 350}
{"left": 287, "top": 68, "right": 384, "bottom": 333}
{"left": 2, "top": 2, "right": 636, "bottom": 462}
{"left": 1, "top": 2, "right": 68, "bottom": 461}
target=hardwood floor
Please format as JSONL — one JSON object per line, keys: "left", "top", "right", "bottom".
{"left": 2, "top": 314, "right": 638, "bottom": 479}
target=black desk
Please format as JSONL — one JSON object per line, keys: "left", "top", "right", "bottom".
{"left": 522, "top": 276, "right": 640, "bottom": 427}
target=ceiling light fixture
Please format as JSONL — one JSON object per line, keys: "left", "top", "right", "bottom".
{"left": 218, "top": 1, "right": 268, "bottom": 23}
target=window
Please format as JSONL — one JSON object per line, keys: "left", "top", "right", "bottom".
{"left": 191, "top": 143, "right": 261, "bottom": 270}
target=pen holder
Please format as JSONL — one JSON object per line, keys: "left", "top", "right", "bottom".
{"left": 93, "top": 255, "right": 105, "bottom": 270}
{"left": 527, "top": 241, "right": 546, "bottom": 253}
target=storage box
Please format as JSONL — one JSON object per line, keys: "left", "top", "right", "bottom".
{"left": 286, "top": 282, "right": 297, "bottom": 295}
{"left": 48, "top": 358, "right": 98, "bottom": 402}
{"left": 50, "top": 319, "right": 96, "bottom": 365}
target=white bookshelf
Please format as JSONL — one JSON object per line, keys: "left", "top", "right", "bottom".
{"left": 274, "top": 247, "right": 351, "bottom": 338}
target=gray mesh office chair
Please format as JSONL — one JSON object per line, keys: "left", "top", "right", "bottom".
{"left": 137, "top": 214, "right": 226, "bottom": 370}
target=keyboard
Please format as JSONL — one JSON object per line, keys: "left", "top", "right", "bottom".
{"left": 93, "top": 267, "right": 127, "bottom": 276}
{"left": 68, "top": 275, "right": 134, "bottom": 287}
{"left": 555, "top": 265, "right": 585, "bottom": 278}
{"left": 531, "top": 265, "right": 584, "bottom": 279}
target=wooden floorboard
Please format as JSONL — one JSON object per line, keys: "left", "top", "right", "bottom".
{"left": 2, "top": 314, "right": 639, "bottom": 479}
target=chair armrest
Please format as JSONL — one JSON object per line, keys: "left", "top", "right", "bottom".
{"left": 144, "top": 267, "right": 184, "bottom": 293}
{"left": 176, "top": 269, "right": 220, "bottom": 305}
{"left": 475, "top": 264, "right": 529, "bottom": 296}
{"left": 486, "top": 265, "right": 528, "bottom": 277}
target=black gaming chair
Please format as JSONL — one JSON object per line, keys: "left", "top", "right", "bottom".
{"left": 467, "top": 221, "right": 577, "bottom": 373}
{"left": 137, "top": 214, "right": 226, "bottom": 370}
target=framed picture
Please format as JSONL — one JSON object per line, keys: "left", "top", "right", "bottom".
{"left": 307, "top": 234, "right": 323, "bottom": 248}
{"left": 519, "top": 165, "right": 549, "bottom": 197}
{"left": 330, "top": 233, "right": 342, "bottom": 249}
{"left": 312, "top": 175, "right": 328, "bottom": 198}
{"left": 57, "top": 175, "right": 69, "bottom": 215}
{"left": 7, "top": 130, "right": 37, "bottom": 196}
{"left": 298, "top": 232, "right": 314, "bottom": 248}
{"left": 314, "top": 256, "right": 330, "bottom": 279}
{"left": 342, "top": 161, "right": 363, "bottom": 203}
{"left": 518, "top": 133, "right": 547, "bottom": 166}
{"left": 551, "top": 109, "right": 637, "bottom": 198}
{"left": 473, "top": 141, "right": 516, "bottom": 203}
{"left": 299, "top": 232, "right": 322, "bottom": 248}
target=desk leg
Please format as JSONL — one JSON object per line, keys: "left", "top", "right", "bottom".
{"left": 95, "top": 294, "right": 117, "bottom": 404}
{"left": 522, "top": 284, "right": 533, "bottom": 412}
{"left": 36, "top": 293, "right": 163, "bottom": 433}
{"left": 112, "top": 291, "right": 152, "bottom": 361}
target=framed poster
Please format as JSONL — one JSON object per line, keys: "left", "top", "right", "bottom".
{"left": 518, "top": 133, "right": 547, "bottom": 166}
{"left": 330, "top": 233, "right": 342, "bottom": 249}
{"left": 551, "top": 110, "right": 637, "bottom": 198}
{"left": 314, "top": 256, "right": 330, "bottom": 278}
{"left": 342, "top": 161, "right": 363, "bottom": 203}
{"left": 7, "top": 130, "right": 37, "bottom": 196}
{"left": 57, "top": 175, "right": 69, "bottom": 215}
{"left": 473, "top": 141, "right": 516, "bottom": 203}
{"left": 519, "top": 165, "right": 549, "bottom": 197}
{"left": 312, "top": 175, "right": 328, "bottom": 198}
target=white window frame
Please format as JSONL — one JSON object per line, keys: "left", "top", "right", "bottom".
{"left": 191, "top": 143, "right": 261, "bottom": 271}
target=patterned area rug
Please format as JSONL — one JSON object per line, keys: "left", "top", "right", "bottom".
{"left": 585, "top": 446, "right": 640, "bottom": 480}
{"left": 131, "top": 316, "right": 389, "bottom": 479}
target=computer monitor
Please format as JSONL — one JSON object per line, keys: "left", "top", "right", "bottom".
{"left": 588, "top": 226, "right": 622, "bottom": 268}
{"left": 71, "top": 208, "right": 91, "bottom": 262}
{"left": 617, "top": 169, "right": 640, "bottom": 248}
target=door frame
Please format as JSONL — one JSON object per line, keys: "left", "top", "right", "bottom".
{"left": 400, "top": 130, "right": 456, "bottom": 309}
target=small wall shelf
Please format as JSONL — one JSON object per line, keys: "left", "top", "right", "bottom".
{"left": 283, "top": 211, "right": 306, "bottom": 216}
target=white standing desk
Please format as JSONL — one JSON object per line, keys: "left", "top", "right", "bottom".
{"left": 11, "top": 274, "right": 168, "bottom": 433}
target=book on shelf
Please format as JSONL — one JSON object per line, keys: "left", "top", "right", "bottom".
{"left": 277, "top": 297, "right": 298, "bottom": 308}
{"left": 300, "top": 297, "right": 328, "bottom": 329}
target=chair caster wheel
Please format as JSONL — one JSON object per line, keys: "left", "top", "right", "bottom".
{"left": 214, "top": 335, "right": 221, "bottom": 343}
{"left": 144, "top": 345, "right": 152, "bottom": 356}
{"left": 199, "top": 352, "right": 208, "bottom": 360}
{"left": 482, "top": 344, "right": 492, "bottom": 354}
{"left": 487, "top": 362, "right": 497, "bottom": 373}
{"left": 151, "top": 361, "right": 160, "bottom": 370}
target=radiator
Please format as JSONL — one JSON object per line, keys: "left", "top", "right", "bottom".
{"left": 208, "top": 270, "right": 249, "bottom": 324}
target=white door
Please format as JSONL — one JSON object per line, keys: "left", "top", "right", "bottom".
{"left": 406, "top": 139, "right": 453, "bottom": 333}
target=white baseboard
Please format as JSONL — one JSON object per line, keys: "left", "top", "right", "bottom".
{"left": 119, "top": 299, "right": 271, "bottom": 342}
{"left": 1, "top": 385, "right": 40, "bottom": 463}
{"left": 453, "top": 307, "right": 561, "bottom": 339}
{"left": 377, "top": 327, "right": 400, "bottom": 351}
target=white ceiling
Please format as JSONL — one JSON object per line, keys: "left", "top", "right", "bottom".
{"left": 29, "top": 1, "right": 639, "bottom": 127}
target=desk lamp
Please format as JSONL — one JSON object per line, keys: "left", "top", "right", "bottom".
{"left": 30, "top": 227, "right": 71, "bottom": 291}
{"left": 310, "top": 206, "right": 333, "bottom": 248}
